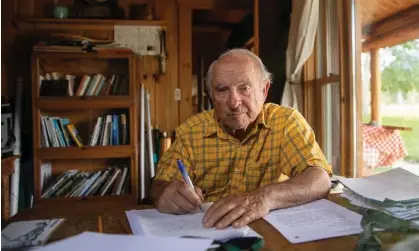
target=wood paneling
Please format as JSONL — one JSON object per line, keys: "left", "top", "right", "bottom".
{"left": 359, "top": 0, "right": 418, "bottom": 27}
{"left": 155, "top": 0, "right": 179, "bottom": 133}
{"left": 178, "top": 6, "right": 193, "bottom": 123}
{"left": 9, "top": 0, "right": 180, "bottom": 134}
{"left": 362, "top": 5, "right": 419, "bottom": 51}
{"left": 1, "top": 0, "right": 17, "bottom": 98}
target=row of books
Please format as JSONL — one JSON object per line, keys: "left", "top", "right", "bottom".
{"left": 39, "top": 72, "right": 127, "bottom": 97}
{"left": 89, "top": 114, "right": 128, "bottom": 146}
{"left": 41, "top": 167, "right": 130, "bottom": 198}
{"left": 40, "top": 113, "right": 128, "bottom": 148}
{"left": 40, "top": 116, "right": 83, "bottom": 148}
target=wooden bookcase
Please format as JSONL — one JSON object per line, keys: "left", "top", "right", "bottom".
{"left": 31, "top": 51, "right": 138, "bottom": 206}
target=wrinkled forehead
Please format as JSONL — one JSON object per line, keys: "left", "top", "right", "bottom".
{"left": 212, "top": 55, "right": 260, "bottom": 85}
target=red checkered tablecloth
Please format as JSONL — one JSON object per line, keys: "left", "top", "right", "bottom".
{"left": 363, "top": 124, "right": 408, "bottom": 169}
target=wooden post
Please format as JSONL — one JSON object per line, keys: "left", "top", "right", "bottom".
{"left": 178, "top": 6, "right": 193, "bottom": 123}
{"left": 370, "top": 48, "right": 381, "bottom": 125}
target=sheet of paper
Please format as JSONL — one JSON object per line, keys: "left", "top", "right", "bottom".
{"left": 264, "top": 199, "right": 363, "bottom": 244}
{"left": 1, "top": 219, "right": 65, "bottom": 249}
{"left": 36, "top": 232, "right": 212, "bottom": 251}
{"left": 126, "top": 202, "right": 250, "bottom": 241}
{"left": 337, "top": 168, "right": 419, "bottom": 202}
{"left": 114, "top": 25, "right": 162, "bottom": 55}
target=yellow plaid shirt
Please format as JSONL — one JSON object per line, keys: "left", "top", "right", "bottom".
{"left": 155, "top": 103, "right": 331, "bottom": 202}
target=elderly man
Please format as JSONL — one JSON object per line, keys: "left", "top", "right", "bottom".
{"left": 151, "top": 48, "right": 331, "bottom": 230}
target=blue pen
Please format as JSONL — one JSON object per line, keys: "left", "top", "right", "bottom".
{"left": 177, "top": 159, "right": 204, "bottom": 212}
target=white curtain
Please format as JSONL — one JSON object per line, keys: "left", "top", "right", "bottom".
{"left": 281, "top": 0, "right": 319, "bottom": 109}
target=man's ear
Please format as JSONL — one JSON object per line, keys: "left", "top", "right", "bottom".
{"left": 262, "top": 81, "right": 271, "bottom": 98}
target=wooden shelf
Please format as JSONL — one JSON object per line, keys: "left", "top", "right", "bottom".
{"left": 33, "top": 51, "right": 134, "bottom": 59}
{"left": 16, "top": 17, "right": 167, "bottom": 31}
{"left": 36, "top": 97, "right": 134, "bottom": 109}
{"left": 36, "top": 146, "right": 134, "bottom": 159}
{"left": 32, "top": 50, "right": 139, "bottom": 207}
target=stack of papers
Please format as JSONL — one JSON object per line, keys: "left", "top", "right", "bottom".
{"left": 1, "top": 219, "right": 65, "bottom": 250}
{"left": 126, "top": 203, "right": 254, "bottom": 241}
{"left": 36, "top": 232, "right": 213, "bottom": 251}
{"left": 337, "top": 167, "right": 419, "bottom": 222}
{"left": 264, "top": 199, "right": 363, "bottom": 243}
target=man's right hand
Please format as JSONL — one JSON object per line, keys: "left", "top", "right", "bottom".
{"left": 154, "top": 180, "right": 204, "bottom": 214}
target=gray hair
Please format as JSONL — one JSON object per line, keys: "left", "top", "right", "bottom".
{"left": 205, "top": 48, "right": 272, "bottom": 95}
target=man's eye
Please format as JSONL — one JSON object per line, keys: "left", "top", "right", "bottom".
{"left": 239, "top": 85, "right": 251, "bottom": 92}
{"left": 216, "top": 87, "right": 228, "bottom": 92}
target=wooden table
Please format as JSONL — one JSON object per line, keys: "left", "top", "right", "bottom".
{"left": 3, "top": 195, "right": 369, "bottom": 250}
{"left": 6, "top": 194, "right": 414, "bottom": 250}
{"left": 1, "top": 155, "right": 19, "bottom": 220}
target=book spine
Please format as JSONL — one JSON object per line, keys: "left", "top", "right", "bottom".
{"left": 59, "top": 118, "right": 72, "bottom": 146}
{"left": 121, "top": 114, "right": 127, "bottom": 145}
{"left": 79, "top": 172, "right": 101, "bottom": 196}
{"left": 115, "top": 167, "right": 128, "bottom": 195}
{"left": 100, "top": 168, "right": 121, "bottom": 196}
{"left": 45, "top": 117, "right": 60, "bottom": 147}
{"left": 51, "top": 118, "right": 66, "bottom": 147}
{"left": 65, "top": 124, "right": 84, "bottom": 147}
{"left": 112, "top": 114, "right": 118, "bottom": 145}
{"left": 102, "top": 115, "right": 112, "bottom": 146}
{"left": 77, "top": 75, "right": 92, "bottom": 96}
{"left": 84, "top": 171, "right": 105, "bottom": 196}
{"left": 40, "top": 116, "right": 50, "bottom": 147}
{"left": 89, "top": 117, "right": 103, "bottom": 146}
{"left": 94, "top": 76, "right": 106, "bottom": 96}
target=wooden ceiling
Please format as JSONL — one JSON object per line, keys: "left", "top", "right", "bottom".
{"left": 360, "top": 0, "right": 418, "bottom": 28}
{"left": 360, "top": 0, "right": 419, "bottom": 50}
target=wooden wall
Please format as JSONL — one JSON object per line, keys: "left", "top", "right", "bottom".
{"left": 3, "top": 0, "right": 180, "bottom": 134}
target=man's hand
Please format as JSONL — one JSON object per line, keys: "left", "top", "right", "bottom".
{"left": 203, "top": 191, "right": 270, "bottom": 230}
{"left": 155, "top": 180, "right": 204, "bottom": 214}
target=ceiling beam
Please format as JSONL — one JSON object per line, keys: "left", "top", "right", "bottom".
{"left": 177, "top": 0, "right": 253, "bottom": 10}
{"left": 362, "top": 5, "right": 419, "bottom": 51}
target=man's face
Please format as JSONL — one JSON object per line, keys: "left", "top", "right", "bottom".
{"left": 210, "top": 55, "right": 269, "bottom": 131}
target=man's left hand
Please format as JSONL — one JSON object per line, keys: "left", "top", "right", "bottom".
{"left": 203, "top": 191, "right": 271, "bottom": 229}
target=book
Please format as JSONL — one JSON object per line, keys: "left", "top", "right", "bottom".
{"left": 120, "top": 114, "right": 127, "bottom": 145}
{"left": 100, "top": 168, "right": 121, "bottom": 196}
{"left": 112, "top": 114, "right": 119, "bottom": 145}
{"left": 65, "top": 124, "right": 84, "bottom": 147}
{"left": 102, "top": 115, "right": 112, "bottom": 146}
{"left": 1, "top": 219, "right": 65, "bottom": 250}
{"left": 76, "top": 75, "right": 91, "bottom": 96}
{"left": 89, "top": 116, "right": 103, "bottom": 146}
{"left": 65, "top": 74, "right": 76, "bottom": 96}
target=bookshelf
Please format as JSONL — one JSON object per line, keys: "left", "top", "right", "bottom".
{"left": 31, "top": 51, "right": 138, "bottom": 206}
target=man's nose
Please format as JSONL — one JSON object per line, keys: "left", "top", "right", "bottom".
{"left": 227, "top": 90, "right": 242, "bottom": 109}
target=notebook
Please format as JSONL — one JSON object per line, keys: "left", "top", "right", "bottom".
{"left": 1, "top": 219, "right": 65, "bottom": 250}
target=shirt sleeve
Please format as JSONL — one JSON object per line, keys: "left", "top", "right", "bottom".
{"left": 154, "top": 135, "right": 194, "bottom": 182}
{"left": 279, "top": 109, "right": 332, "bottom": 177}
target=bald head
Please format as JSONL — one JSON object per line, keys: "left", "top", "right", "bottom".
{"left": 205, "top": 49, "right": 272, "bottom": 96}
{"left": 206, "top": 48, "right": 271, "bottom": 134}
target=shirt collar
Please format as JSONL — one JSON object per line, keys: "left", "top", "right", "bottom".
{"left": 204, "top": 108, "right": 270, "bottom": 138}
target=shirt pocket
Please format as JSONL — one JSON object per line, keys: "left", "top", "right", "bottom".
{"left": 244, "top": 155, "right": 279, "bottom": 191}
